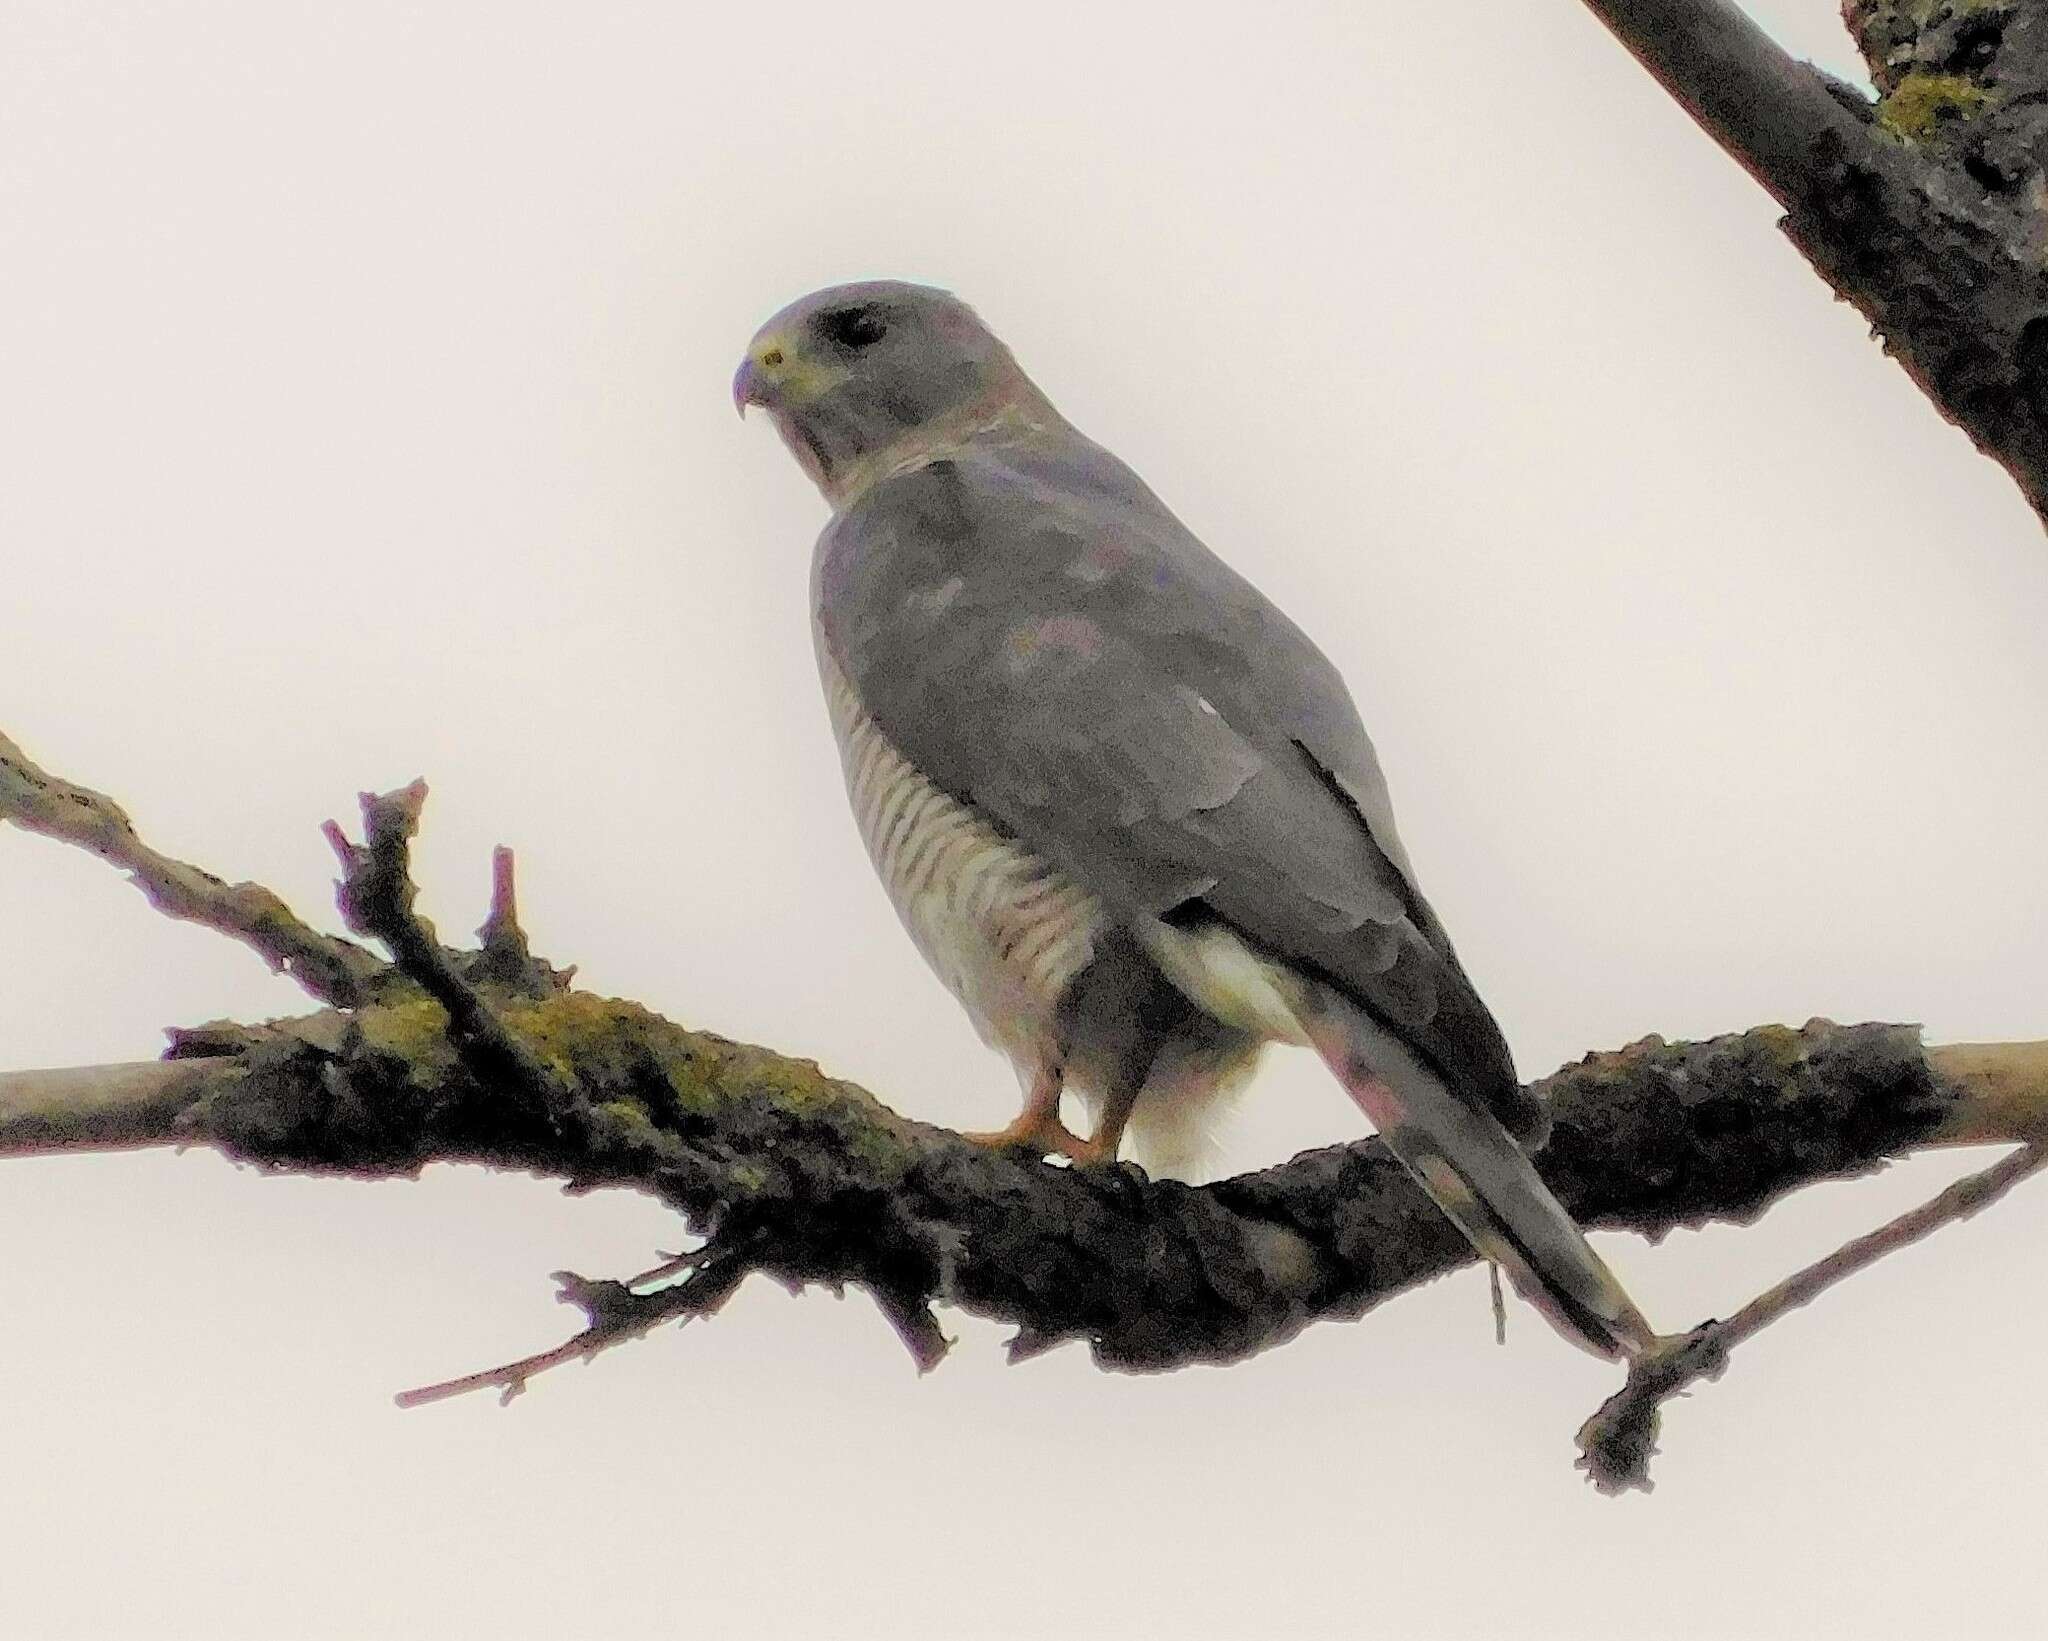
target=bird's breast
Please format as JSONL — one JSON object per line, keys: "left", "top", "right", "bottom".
{"left": 816, "top": 639, "right": 1106, "bottom": 1069}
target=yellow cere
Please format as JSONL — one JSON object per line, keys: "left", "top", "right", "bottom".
{"left": 751, "top": 333, "right": 851, "bottom": 405}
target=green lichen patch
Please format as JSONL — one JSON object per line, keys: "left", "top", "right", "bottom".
{"left": 262, "top": 988, "right": 920, "bottom": 1186}
{"left": 496, "top": 991, "right": 914, "bottom": 1170}
{"left": 353, "top": 996, "right": 461, "bottom": 1087}
{"left": 595, "top": 1097, "right": 659, "bottom": 1135}
{"left": 497, "top": 992, "right": 673, "bottom": 1097}
{"left": 727, "top": 1160, "right": 772, "bottom": 1194}
{"left": 1877, "top": 70, "right": 1997, "bottom": 139}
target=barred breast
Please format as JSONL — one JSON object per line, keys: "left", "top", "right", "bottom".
{"left": 816, "top": 641, "right": 1106, "bottom": 1072}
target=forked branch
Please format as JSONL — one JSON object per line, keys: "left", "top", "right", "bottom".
{"left": 1576, "top": 1129, "right": 2048, "bottom": 1491}
{"left": 6, "top": 726, "right": 2047, "bottom": 1488}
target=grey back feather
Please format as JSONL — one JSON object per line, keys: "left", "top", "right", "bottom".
{"left": 814, "top": 429, "right": 1527, "bottom": 1126}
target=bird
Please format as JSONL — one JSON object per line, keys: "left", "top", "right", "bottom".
{"left": 735, "top": 279, "right": 1653, "bottom": 1359}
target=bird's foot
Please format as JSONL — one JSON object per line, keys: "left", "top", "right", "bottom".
{"left": 1061, "top": 1129, "right": 1123, "bottom": 1167}
{"left": 962, "top": 1112, "right": 1101, "bottom": 1163}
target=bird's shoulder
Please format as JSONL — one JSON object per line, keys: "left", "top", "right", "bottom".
{"left": 819, "top": 439, "right": 1318, "bottom": 697}
{"left": 817, "top": 433, "right": 1418, "bottom": 872}
{"left": 813, "top": 439, "right": 1268, "bottom": 884}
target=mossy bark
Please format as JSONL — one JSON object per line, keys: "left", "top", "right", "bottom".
{"left": 94, "top": 1004, "right": 1961, "bottom": 1372}
{"left": 1588, "top": 0, "right": 2048, "bottom": 530}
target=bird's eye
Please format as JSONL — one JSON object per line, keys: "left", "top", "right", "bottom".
{"left": 817, "top": 305, "right": 889, "bottom": 351}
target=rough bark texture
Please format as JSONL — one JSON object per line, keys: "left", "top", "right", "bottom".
{"left": 1585, "top": 0, "right": 2048, "bottom": 528}
{"left": 3, "top": 999, "right": 1961, "bottom": 1374}
{"left": 8, "top": 734, "right": 2047, "bottom": 1485}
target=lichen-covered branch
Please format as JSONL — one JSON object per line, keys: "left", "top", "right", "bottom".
{"left": 1580, "top": 0, "right": 2048, "bottom": 530}
{"left": 7, "top": 732, "right": 2048, "bottom": 1488}
{"left": 322, "top": 783, "right": 573, "bottom": 1138}
{"left": 5, "top": 997, "right": 2041, "bottom": 1375}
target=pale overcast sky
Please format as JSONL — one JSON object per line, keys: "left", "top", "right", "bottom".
{"left": 5, "top": 4, "right": 2046, "bottom": 1638}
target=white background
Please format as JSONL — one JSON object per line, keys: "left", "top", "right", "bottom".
{"left": 5, "top": 3, "right": 2045, "bottom": 1636}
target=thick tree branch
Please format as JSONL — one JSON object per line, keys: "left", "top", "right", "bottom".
{"left": 7, "top": 1009, "right": 2040, "bottom": 1319}
{"left": 1578, "top": 0, "right": 1871, "bottom": 206}
{"left": 1580, "top": 0, "right": 2048, "bottom": 530}
{"left": 7, "top": 1008, "right": 2044, "bottom": 1398}
{"left": 7, "top": 729, "right": 2048, "bottom": 1488}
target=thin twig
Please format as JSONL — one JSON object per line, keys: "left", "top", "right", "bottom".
{"left": 324, "top": 782, "right": 569, "bottom": 1129}
{"left": 622, "top": 1245, "right": 716, "bottom": 1289}
{"left": 396, "top": 1256, "right": 753, "bottom": 1409}
{"left": 1577, "top": 1138, "right": 2048, "bottom": 1493}
{"left": 0, "top": 728, "right": 384, "bottom": 1006}
{"left": 481, "top": 845, "right": 523, "bottom": 959}
{"left": 872, "top": 1285, "right": 953, "bottom": 1374}
{"left": 470, "top": 845, "right": 572, "bottom": 996}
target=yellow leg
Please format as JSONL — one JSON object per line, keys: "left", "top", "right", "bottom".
{"left": 1068, "top": 1079, "right": 1141, "bottom": 1166}
{"left": 963, "top": 1064, "right": 1089, "bottom": 1160}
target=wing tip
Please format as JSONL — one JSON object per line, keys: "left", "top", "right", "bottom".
{"left": 1407, "top": 1137, "right": 1651, "bottom": 1360}
{"left": 1300, "top": 998, "right": 1655, "bottom": 1360}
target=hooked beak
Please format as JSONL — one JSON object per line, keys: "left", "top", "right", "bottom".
{"left": 732, "top": 356, "right": 763, "bottom": 418}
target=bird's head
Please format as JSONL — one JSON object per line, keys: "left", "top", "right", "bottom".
{"left": 735, "top": 280, "right": 1044, "bottom": 503}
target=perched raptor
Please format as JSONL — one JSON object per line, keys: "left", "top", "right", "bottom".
{"left": 736, "top": 280, "right": 1653, "bottom": 1358}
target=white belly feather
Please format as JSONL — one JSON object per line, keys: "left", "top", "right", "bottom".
{"left": 817, "top": 643, "right": 1106, "bottom": 1073}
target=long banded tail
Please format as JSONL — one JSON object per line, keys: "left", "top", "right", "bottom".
{"left": 1300, "top": 998, "right": 1653, "bottom": 1359}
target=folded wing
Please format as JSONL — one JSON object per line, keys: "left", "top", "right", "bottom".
{"left": 815, "top": 441, "right": 1531, "bottom": 1134}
